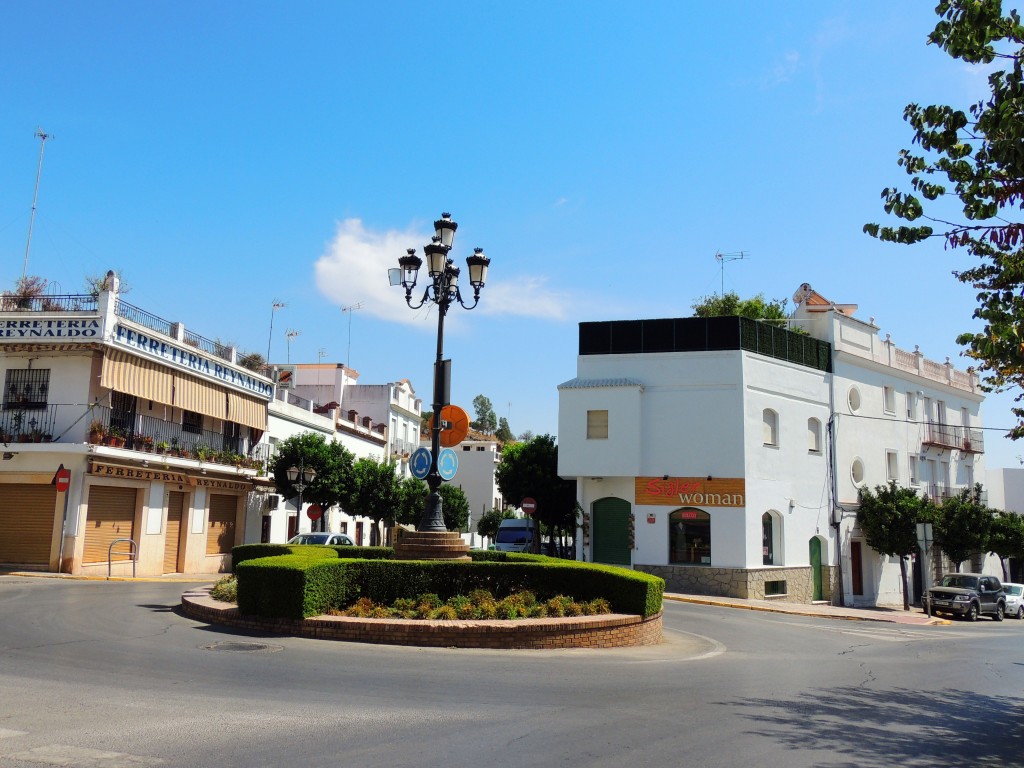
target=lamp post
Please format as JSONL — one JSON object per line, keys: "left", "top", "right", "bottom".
{"left": 286, "top": 462, "right": 317, "bottom": 533}
{"left": 391, "top": 212, "right": 490, "bottom": 532}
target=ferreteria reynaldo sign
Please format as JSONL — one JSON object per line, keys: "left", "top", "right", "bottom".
{"left": 112, "top": 322, "right": 272, "bottom": 399}
{"left": 634, "top": 476, "right": 746, "bottom": 507}
{"left": 0, "top": 318, "right": 101, "bottom": 339}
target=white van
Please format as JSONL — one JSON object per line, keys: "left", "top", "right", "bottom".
{"left": 493, "top": 518, "right": 536, "bottom": 553}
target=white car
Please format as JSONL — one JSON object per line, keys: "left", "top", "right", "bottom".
{"left": 287, "top": 533, "right": 354, "bottom": 546}
{"left": 1003, "top": 582, "right": 1024, "bottom": 620}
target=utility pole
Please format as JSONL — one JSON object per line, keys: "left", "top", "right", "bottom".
{"left": 23, "top": 129, "right": 53, "bottom": 282}
{"left": 715, "top": 250, "right": 748, "bottom": 297}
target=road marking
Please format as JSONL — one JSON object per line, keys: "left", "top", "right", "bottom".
{"left": 0, "top": 729, "right": 27, "bottom": 739}
{"left": 772, "top": 620, "right": 957, "bottom": 642}
{"left": 5, "top": 745, "right": 164, "bottom": 766}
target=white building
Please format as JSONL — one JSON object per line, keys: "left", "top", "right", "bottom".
{"left": 558, "top": 285, "right": 988, "bottom": 607}
{"left": 342, "top": 379, "right": 422, "bottom": 477}
{"left": 0, "top": 272, "right": 272, "bottom": 576}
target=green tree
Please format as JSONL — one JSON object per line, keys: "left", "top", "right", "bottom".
{"left": 495, "top": 417, "right": 515, "bottom": 443}
{"left": 495, "top": 434, "right": 577, "bottom": 554}
{"left": 268, "top": 432, "right": 356, "bottom": 533}
{"left": 690, "top": 291, "right": 789, "bottom": 324}
{"left": 932, "top": 484, "right": 992, "bottom": 572}
{"left": 437, "top": 484, "right": 470, "bottom": 532}
{"left": 865, "top": 1, "right": 1024, "bottom": 436}
{"left": 350, "top": 457, "right": 403, "bottom": 545}
{"left": 988, "top": 510, "right": 1024, "bottom": 581}
{"left": 476, "top": 507, "right": 517, "bottom": 541}
{"left": 857, "top": 482, "right": 930, "bottom": 610}
{"left": 471, "top": 394, "right": 497, "bottom": 434}
{"left": 396, "top": 475, "right": 427, "bottom": 527}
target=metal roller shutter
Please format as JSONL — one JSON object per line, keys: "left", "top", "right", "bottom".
{"left": 163, "top": 491, "right": 185, "bottom": 573}
{"left": 206, "top": 494, "right": 237, "bottom": 555}
{"left": 0, "top": 484, "right": 57, "bottom": 566}
{"left": 84, "top": 486, "right": 137, "bottom": 563}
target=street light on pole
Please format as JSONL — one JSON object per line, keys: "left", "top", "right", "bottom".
{"left": 286, "top": 461, "right": 317, "bottom": 533}
{"left": 390, "top": 212, "right": 490, "bottom": 532}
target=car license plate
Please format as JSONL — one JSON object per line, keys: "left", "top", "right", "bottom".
{"left": 933, "top": 600, "right": 950, "bottom": 607}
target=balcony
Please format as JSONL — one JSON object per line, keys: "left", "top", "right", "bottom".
{"left": 925, "top": 485, "right": 987, "bottom": 506}
{"left": 921, "top": 423, "right": 985, "bottom": 454}
{"left": 0, "top": 403, "right": 269, "bottom": 471}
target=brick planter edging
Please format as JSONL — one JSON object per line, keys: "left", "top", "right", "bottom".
{"left": 181, "top": 587, "right": 663, "bottom": 649}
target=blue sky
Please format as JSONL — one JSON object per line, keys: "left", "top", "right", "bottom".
{"left": 3, "top": 2, "right": 1022, "bottom": 468}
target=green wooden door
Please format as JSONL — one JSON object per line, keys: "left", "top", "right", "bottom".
{"left": 593, "top": 498, "right": 631, "bottom": 565}
{"left": 809, "top": 537, "right": 823, "bottom": 601}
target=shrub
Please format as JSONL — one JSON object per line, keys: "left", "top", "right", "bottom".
{"left": 432, "top": 605, "right": 458, "bottom": 621}
{"left": 209, "top": 576, "right": 237, "bottom": 603}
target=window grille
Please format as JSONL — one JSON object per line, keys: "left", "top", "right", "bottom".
{"left": 3, "top": 369, "right": 50, "bottom": 410}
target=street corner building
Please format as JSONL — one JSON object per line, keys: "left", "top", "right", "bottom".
{"left": 0, "top": 272, "right": 273, "bottom": 577}
{"left": 557, "top": 284, "right": 986, "bottom": 608}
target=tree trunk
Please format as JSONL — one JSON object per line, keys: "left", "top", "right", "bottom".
{"left": 900, "top": 556, "right": 910, "bottom": 611}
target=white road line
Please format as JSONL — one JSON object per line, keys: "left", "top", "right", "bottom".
{"left": 4, "top": 745, "right": 164, "bottom": 766}
{"left": 0, "top": 729, "right": 27, "bottom": 739}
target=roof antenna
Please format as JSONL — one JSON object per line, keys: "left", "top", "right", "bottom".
{"left": 715, "top": 250, "right": 748, "bottom": 297}
{"left": 23, "top": 128, "right": 53, "bottom": 281}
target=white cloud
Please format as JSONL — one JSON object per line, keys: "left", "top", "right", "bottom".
{"left": 763, "top": 50, "right": 801, "bottom": 88}
{"left": 315, "top": 217, "right": 572, "bottom": 326}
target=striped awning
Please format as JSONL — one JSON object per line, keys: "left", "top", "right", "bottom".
{"left": 173, "top": 371, "right": 227, "bottom": 421}
{"left": 100, "top": 349, "right": 174, "bottom": 405}
{"left": 227, "top": 389, "right": 268, "bottom": 431}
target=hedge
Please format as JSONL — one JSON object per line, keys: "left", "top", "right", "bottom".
{"left": 231, "top": 543, "right": 391, "bottom": 571}
{"left": 234, "top": 552, "right": 664, "bottom": 620}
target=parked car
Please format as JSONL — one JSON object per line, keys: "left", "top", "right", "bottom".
{"left": 287, "top": 533, "right": 354, "bottom": 546}
{"left": 1002, "top": 582, "right": 1024, "bottom": 620}
{"left": 925, "top": 573, "right": 1005, "bottom": 621}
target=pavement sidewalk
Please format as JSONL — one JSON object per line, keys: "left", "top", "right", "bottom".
{"left": 665, "top": 592, "right": 950, "bottom": 625}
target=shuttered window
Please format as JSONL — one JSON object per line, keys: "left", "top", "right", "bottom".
{"left": 206, "top": 494, "right": 237, "bottom": 555}
{"left": 0, "top": 484, "right": 56, "bottom": 566}
{"left": 84, "top": 486, "right": 137, "bottom": 563}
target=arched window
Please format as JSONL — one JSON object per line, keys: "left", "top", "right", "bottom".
{"left": 669, "top": 508, "right": 711, "bottom": 565}
{"left": 807, "top": 417, "right": 822, "bottom": 454}
{"left": 762, "top": 511, "right": 783, "bottom": 565}
{"left": 762, "top": 409, "right": 778, "bottom": 447}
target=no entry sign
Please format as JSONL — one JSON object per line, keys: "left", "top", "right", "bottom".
{"left": 521, "top": 497, "right": 537, "bottom": 516}
{"left": 53, "top": 465, "right": 71, "bottom": 493}
{"left": 306, "top": 504, "right": 323, "bottom": 520}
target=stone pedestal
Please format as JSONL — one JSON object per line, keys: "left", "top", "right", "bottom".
{"left": 393, "top": 531, "right": 471, "bottom": 562}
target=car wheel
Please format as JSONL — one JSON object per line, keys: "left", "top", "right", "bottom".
{"left": 994, "top": 603, "right": 1004, "bottom": 622}
{"left": 1017, "top": 606, "right": 1023, "bottom": 620}
{"left": 966, "top": 603, "right": 979, "bottom": 622}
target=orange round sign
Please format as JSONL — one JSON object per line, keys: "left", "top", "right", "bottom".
{"left": 436, "top": 405, "right": 470, "bottom": 447}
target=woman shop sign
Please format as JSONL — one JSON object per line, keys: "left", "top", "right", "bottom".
{"left": 634, "top": 476, "right": 745, "bottom": 507}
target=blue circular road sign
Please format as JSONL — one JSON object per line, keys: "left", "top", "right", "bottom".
{"left": 437, "top": 448, "right": 458, "bottom": 481}
{"left": 409, "top": 447, "right": 432, "bottom": 480}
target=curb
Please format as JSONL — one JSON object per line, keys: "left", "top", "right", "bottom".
{"left": 0, "top": 570, "right": 225, "bottom": 584}
{"left": 664, "top": 594, "right": 952, "bottom": 626}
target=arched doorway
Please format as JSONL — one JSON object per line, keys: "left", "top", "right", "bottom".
{"left": 592, "top": 497, "right": 631, "bottom": 565}
{"left": 809, "top": 537, "right": 823, "bottom": 601}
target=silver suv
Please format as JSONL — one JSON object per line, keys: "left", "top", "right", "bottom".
{"left": 925, "top": 573, "right": 1006, "bottom": 621}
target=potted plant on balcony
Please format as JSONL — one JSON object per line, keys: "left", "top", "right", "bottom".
{"left": 155, "top": 439, "right": 169, "bottom": 455}
{"left": 12, "top": 411, "right": 28, "bottom": 442}
{"left": 88, "top": 420, "right": 106, "bottom": 445}
{"left": 137, "top": 434, "right": 154, "bottom": 452}
{"left": 105, "top": 427, "right": 126, "bottom": 448}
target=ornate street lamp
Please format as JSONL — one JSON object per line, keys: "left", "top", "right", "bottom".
{"left": 391, "top": 212, "right": 490, "bottom": 532}
{"left": 286, "top": 462, "right": 317, "bottom": 532}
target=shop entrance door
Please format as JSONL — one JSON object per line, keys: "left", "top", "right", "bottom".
{"left": 809, "top": 537, "right": 823, "bottom": 601}
{"left": 592, "top": 498, "right": 631, "bottom": 565}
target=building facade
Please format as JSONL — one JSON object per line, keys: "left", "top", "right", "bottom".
{"left": 558, "top": 285, "right": 988, "bottom": 606}
{"left": 0, "top": 273, "right": 272, "bottom": 576}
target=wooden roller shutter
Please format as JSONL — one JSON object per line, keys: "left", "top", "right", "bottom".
{"left": 0, "top": 484, "right": 57, "bottom": 566}
{"left": 206, "top": 494, "right": 237, "bottom": 555}
{"left": 163, "top": 491, "right": 185, "bottom": 573}
{"left": 84, "top": 486, "right": 137, "bottom": 563}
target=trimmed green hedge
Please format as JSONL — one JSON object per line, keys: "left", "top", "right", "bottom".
{"left": 232, "top": 543, "right": 391, "bottom": 571}
{"left": 234, "top": 552, "right": 664, "bottom": 620}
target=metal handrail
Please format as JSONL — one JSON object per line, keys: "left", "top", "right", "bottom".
{"left": 107, "top": 537, "right": 138, "bottom": 580}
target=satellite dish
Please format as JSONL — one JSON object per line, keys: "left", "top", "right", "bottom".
{"left": 792, "top": 283, "right": 812, "bottom": 305}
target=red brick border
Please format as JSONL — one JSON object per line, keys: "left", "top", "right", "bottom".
{"left": 181, "top": 588, "right": 663, "bottom": 649}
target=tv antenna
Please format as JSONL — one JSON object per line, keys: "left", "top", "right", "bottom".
{"left": 715, "top": 250, "right": 749, "bottom": 297}
{"left": 285, "top": 329, "right": 300, "bottom": 363}
{"left": 341, "top": 301, "right": 364, "bottom": 368}
{"left": 23, "top": 129, "right": 53, "bottom": 281}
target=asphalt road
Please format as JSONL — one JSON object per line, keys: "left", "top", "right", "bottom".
{"left": 1, "top": 576, "right": 1022, "bottom": 768}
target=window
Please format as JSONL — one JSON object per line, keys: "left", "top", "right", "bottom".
{"left": 807, "top": 418, "right": 822, "bottom": 453}
{"left": 762, "top": 512, "right": 774, "bottom": 565}
{"left": 961, "top": 406, "right": 970, "bottom": 430}
{"left": 886, "top": 450, "right": 899, "bottom": 482}
{"left": 765, "top": 580, "right": 787, "bottom": 596}
{"left": 3, "top": 368, "right": 49, "bottom": 410}
{"left": 883, "top": 386, "right": 896, "bottom": 414}
{"left": 906, "top": 391, "right": 917, "bottom": 420}
{"left": 222, "top": 421, "right": 242, "bottom": 453}
{"left": 848, "top": 387, "right": 862, "bottom": 413}
{"left": 669, "top": 508, "right": 711, "bottom": 565}
{"left": 762, "top": 409, "right": 778, "bottom": 447}
{"left": 851, "top": 457, "right": 865, "bottom": 486}
{"left": 182, "top": 410, "right": 203, "bottom": 435}
{"left": 909, "top": 455, "right": 919, "bottom": 486}
{"left": 587, "top": 410, "right": 608, "bottom": 439}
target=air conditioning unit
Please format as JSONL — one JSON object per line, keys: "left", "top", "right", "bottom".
{"left": 266, "top": 495, "right": 279, "bottom": 510}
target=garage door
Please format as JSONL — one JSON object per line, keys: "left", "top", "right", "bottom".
{"left": 206, "top": 494, "right": 237, "bottom": 555}
{"left": 0, "top": 484, "right": 57, "bottom": 566}
{"left": 163, "top": 491, "right": 185, "bottom": 573}
{"left": 84, "top": 486, "right": 137, "bottom": 563}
